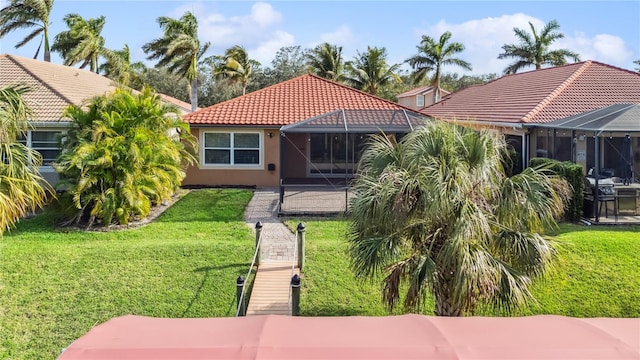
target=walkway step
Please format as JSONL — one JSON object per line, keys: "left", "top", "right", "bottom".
{"left": 246, "top": 262, "right": 299, "bottom": 316}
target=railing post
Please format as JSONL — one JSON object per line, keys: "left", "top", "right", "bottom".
{"left": 291, "top": 274, "right": 300, "bottom": 316}
{"left": 236, "top": 276, "right": 245, "bottom": 316}
{"left": 296, "top": 223, "right": 305, "bottom": 270}
{"left": 255, "top": 221, "right": 263, "bottom": 267}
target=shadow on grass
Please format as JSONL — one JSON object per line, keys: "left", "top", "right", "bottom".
{"left": 155, "top": 189, "right": 252, "bottom": 224}
{"left": 301, "top": 305, "right": 388, "bottom": 317}
{"left": 181, "top": 263, "right": 250, "bottom": 317}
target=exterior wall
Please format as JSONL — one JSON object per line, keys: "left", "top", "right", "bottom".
{"left": 183, "top": 127, "right": 281, "bottom": 187}
{"left": 397, "top": 97, "right": 414, "bottom": 109}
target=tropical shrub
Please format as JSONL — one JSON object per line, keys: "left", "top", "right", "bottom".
{"left": 348, "top": 121, "right": 571, "bottom": 316}
{"left": 530, "top": 157, "right": 584, "bottom": 222}
{"left": 0, "top": 85, "right": 50, "bottom": 235}
{"left": 55, "top": 86, "right": 197, "bottom": 226}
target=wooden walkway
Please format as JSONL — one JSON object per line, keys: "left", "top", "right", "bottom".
{"left": 246, "top": 262, "right": 299, "bottom": 316}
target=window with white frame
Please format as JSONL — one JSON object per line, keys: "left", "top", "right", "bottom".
{"left": 416, "top": 95, "right": 425, "bottom": 107}
{"left": 17, "top": 130, "right": 62, "bottom": 166}
{"left": 203, "top": 131, "right": 261, "bottom": 166}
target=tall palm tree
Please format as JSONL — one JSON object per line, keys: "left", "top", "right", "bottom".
{"left": 348, "top": 121, "right": 570, "bottom": 316}
{"left": 142, "top": 11, "right": 210, "bottom": 112}
{"left": 344, "top": 46, "right": 401, "bottom": 96}
{"left": 212, "top": 45, "right": 261, "bottom": 95}
{"left": 51, "top": 13, "right": 118, "bottom": 73}
{"left": 406, "top": 31, "right": 472, "bottom": 103}
{"left": 498, "top": 20, "right": 580, "bottom": 74}
{"left": 0, "top": 0, "right": 54, "bottom": 61}
{"left": 306, "top": 42, "right": 344, "bottom": 81}
{"left": 99, "top": 44, "right": 145, "bottom": 86}
{"left": 0, "top": 85, "right": 50, "bottom": 235}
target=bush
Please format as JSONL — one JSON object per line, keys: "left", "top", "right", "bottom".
{"left": 54, "top": 87, "right": 197, "bottom": 227}
{"left": 530, "top": 157, "right": 584, "bottom": 222}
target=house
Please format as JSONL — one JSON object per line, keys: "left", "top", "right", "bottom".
{"left": 421, "top": 60, "right": 640, "bottom": 175}
{"left": 183, "top": 74, "right": 425, "bottom": 188}
{"left": 396, "top": 85, "right": 450, "bottom": 110}
{"left": 0, "top": 54, "right": 193, "bottom": 185}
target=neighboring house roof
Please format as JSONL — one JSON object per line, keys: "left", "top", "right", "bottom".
{"left": 185, "top": 74, "right": 412, "bottom": 126}
{"left": 422, "top": 61, "right": 640, "bottom": 124}
{"left": 0, "top": 53, "right": 118, "bottom": 121}
{"left": 397, "top": 86, "right": 450, "bottom": 98}
{"left": 0, "top": 53, "right": 192, "bottom": 121}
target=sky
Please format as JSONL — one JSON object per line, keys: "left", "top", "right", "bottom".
{"left": 1, "top": 0, "right": 639, "bottom": 76}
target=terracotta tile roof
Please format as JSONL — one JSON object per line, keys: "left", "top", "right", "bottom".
{"left": 422, "top": 61, "right": 640, "bottom": 124}
{"left": 185, "top": 74, "right": 411, "bottom": 126}
{"left": 0, "top": 54, "right": 193, "bottom": 121}
{"left": 0, "top": 54, "right": 118, "bottom": 121}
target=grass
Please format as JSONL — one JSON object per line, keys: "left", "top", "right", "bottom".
{"left": 0, "top": 189, "right": 254, "bottom": 360}
{"left": 287, "top": 219, "right": 640, "bottom": 318}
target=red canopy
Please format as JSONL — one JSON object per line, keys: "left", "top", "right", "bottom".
{"left": 58, "top": 314, "right": 639, "bottom": 359}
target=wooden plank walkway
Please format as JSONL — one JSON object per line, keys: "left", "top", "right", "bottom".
{"left": 246, "top": 262, "right": 299, "bottom": 316}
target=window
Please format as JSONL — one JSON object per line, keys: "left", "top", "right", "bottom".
{"left": 17, "top": 130, "right": 62, "bottom": 166}
{"left": 416, "top": 95, "right": 425, "bottom": 107}
{"left": 203, "top": 131, "right": 261, "bottom": 166}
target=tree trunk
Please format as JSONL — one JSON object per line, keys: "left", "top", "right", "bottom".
{"left": 434, "top": 289, "right": 463, "bottom": 316}
{"left": 190, "top": 79, "right": 198, "bottom": 112}
{"left": 44, "top": 27, "right": 51, "bottom": 62}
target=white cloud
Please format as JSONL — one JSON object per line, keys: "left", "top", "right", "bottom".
{"left": 414, "top": 13, "right": 635, "bottom": 75}
{"left": 250, "top": 30, "right": 296, "bottom": 65}
{"left": 309, "top": 25, "right": 358, "bottom": 48}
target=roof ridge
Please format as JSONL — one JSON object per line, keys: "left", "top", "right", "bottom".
{"left": 521, "top": 61, "right": 593, "bottom": 123}
{"left": 7, "top": 54, "right": 76, "bottom": 107}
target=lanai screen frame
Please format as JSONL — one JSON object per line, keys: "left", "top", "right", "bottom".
{"left": 527, "top": 103, "right": 640, "bottom": 222}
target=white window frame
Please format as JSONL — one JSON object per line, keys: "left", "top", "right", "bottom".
{"left": 201, "top": 130, "right": 263, "bottom": 169}
{"left": 416, "top": 95, "right": 425, "bottom": 107}
{"left": 18, "top": 130, "right": 63, "bottom": 170}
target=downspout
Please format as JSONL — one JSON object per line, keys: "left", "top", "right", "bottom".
{"left": 594, "top": 132, "right": 600, "bottom": 222}
{"left": 279, "top": 130, "right": 284, "bottom": 212}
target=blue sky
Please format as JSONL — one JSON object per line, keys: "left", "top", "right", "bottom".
{"left": 1, "top": 0, "right": 638, "bottom": 75}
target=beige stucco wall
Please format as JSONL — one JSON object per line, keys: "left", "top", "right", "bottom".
{"left": 182, "top": 127, "right": 281, "bottom": 187}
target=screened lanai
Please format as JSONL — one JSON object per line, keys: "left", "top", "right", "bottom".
{"left": 278, "top": 109, "right": 428, "bottom": 214}
{"left": 530, "top": 103, "right": 640, "bottom": 224}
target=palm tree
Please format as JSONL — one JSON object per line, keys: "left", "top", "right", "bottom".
{"left": 99, "top": 44, "right": 146, "bottom": 86}
{"left": 498, "top": 20, "right": 581, "bottom": 74}
{"left": 142, "top": 11, "right": 210, "bottom": 112}
{"left": 0, "top": 0, "right": 53, "bottom": 61}
{"left": 306, "top": 42, "right": 344, "bottom": 81}
{"left": 51, "top": 13, "right": 119, "bottom": 73}
{"left": 406, "top": 31, "right": 472, "bottom": 103}
{"left": 56, "top": 87, "right": 197, "bottom": 227}
{"left": 0, "top": 85, "right": 50, "bottom": 234}
{"left": 348, "top": 121, "right": 570, "bottom": 316}
{"left": 344, "top": 46, "right": 401, "bottom": 96}
{"left": 212, "top": 45, "right": 261, "bottom": 95}
{"left": 634, "top": 60, "right": 640, "bottom": 72}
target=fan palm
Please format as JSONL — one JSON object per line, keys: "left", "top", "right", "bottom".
{"left": 0, "top": 85, "right": 50, "bottom": 235}
{"left": 212, "top": 45, "right": 261, "bottom": 95}
{"left": 348, "top": 121, "right": 570, "bottom": 316}
{"left": 306, "top": 42, "right": 344, "bottom": 81}
{"left": 0, "top": 0, "right": 54, "bottom": 61}
{"left": 498, "top": 20, "right": 580, "bottom": 74}
{"left": 142, "top": 11, "right": 210, "bottom": 112}
{"left": 56, "top": 87, "right": 197, "bottom": 227}
{"left": 406, "top": 31, "right": 472, "bottom": 103}
{"left": 344, "top": 46, "right": 400, "bottom": 96}
{"left": 51, "top": 13, "right": 119, "bottom": 73}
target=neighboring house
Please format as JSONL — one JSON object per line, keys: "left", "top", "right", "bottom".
{"left": 397, "top": 86, "right": 450, "bottom": 110}
{"left": 422, "top": 60, "right": 640, "bottom": 175}
{"left": 183, "top": 74, "right": 424, "bottom": 188}
{"left": 0, "top": 53, "right": 193, "bottom": 185}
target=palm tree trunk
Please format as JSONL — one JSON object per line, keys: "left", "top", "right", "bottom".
{"left": 434, "top": 286, "right": 463, "bottom": 316}
{"left": 44, "top": 27, "right": 51, "bottom": 62}
{"left": 190, "top": 79, "right": 198, "bottom": 112}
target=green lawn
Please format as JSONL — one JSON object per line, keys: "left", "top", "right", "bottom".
{"left": 0, "top": 189, "right": 254, "bottom": 360}
{"left": 288, "top": 219, "right": 640, "bottom": 318}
